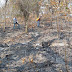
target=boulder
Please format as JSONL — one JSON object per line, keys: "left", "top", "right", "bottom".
{"left": 42, "top": 41, "right": 51, "bottom": 48}
{"left": 0, "top": 43, "right": 9, "bottom": 48}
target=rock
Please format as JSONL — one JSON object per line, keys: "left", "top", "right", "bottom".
{"left": 3, "top": 43, "right": 9, "bottom": 47}
{"left": 42, "top": 42, "right": 48, "bottom": 48}
{"left": 0, "top": 44, "right": 4, "bottom": 47}
{"left": 5, "top": 54, "right": 13, "bottom": 60}
{"left": 0, "top": 43, "right": 9, "bottom": 48}
{"left": 60, "top": 32, "right": 65, "bottom": 39}
{"left": 42, "top": 41, "right": 50, "bottom": 48}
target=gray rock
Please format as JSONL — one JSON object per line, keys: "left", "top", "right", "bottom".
{"left": 3, "top": 43, "right": 9, "bottom": 47}
{"left": 0, "top": 44, "right": 4, "bottom": 47}
{"left": 0, "top": 43, "right": 9, "bottom": 48}
{"left": 42, "top": 41, "right": 51, "bottom": 48}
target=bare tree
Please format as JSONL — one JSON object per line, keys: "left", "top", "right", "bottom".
{"left": 16, "top": 0, "right": 40, "bottom": 32}
{"left": 17, "top": 0, "right": 31, "bottom": 32}
{"left": 4, "top": 0, "right": 8, "bottom": 31}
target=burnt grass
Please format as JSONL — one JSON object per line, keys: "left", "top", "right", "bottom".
{"left": 0, "top": 18, "right": 72, "bottom": 72}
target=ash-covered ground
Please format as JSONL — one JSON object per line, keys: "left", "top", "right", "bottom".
{"left": 0, "top": 18, "right": 72, "bottom": 72}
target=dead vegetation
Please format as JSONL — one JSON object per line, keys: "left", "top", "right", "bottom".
{"left": 0, "top": 0, "right": 72, "bottom": 72}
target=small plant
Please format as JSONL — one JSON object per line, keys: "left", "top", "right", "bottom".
{"left": 66, "top": 7, "right": 68, "bottom": 9}
{"left": 29, "top": 58, "right": 33, "bottom": 63}
{"left": 22, "top": 58, "right": 25, "bottom": 64}
{"left": 30, "top": 58, "right": 33, "bottom": 63}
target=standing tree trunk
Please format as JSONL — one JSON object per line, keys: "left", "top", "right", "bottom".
{"left": 36, "top": 2, "right": 40, "bottom": 17}
{"left": 4, "top": 0, "right": 8, "bottom": 31}
{"left": 24, "top": 15, "right": 27, "bottom": 33}
{"left": 4, "top": 4, "right": 6, "bottom": 31}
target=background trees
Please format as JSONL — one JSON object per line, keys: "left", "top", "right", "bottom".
{"left": 0, "top": 0, "right": 71, "bottom": 32}
{"left": 16, "top": 0, "right": 41, "bottom": 32}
